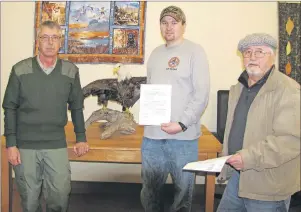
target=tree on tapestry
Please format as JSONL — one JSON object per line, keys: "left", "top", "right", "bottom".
{"left": 278, "top": 3, "right": 300, "bottom": 85}
{"left": 34, "top": 1, "right": 146, "bottom": 64}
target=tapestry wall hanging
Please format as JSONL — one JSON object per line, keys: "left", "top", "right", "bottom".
{"left": 278, "top": 2, "right": 300, "bottom": 84}
{"left": 34, "top": 1, "right": 146, "bottom": 64}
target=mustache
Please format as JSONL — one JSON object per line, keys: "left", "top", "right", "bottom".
{"left": 247, "top": 62, "right": 259, "bottom": 66}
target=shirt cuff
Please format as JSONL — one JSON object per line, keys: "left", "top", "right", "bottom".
{"left": 238, "top": 149, "right": 255, "bottom": 171}
{"left": 180, "top": 116, "right": 190, "bottom": 128}
{"left": 76, "top": 132, "right": 87, "bottom": 143}
{"left": 6, "top": 135, "right": 17, "bottom": 148}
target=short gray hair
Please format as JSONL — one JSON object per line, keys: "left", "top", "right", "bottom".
{"left": 37, "top": 20, "right": 61, "bottom": 37}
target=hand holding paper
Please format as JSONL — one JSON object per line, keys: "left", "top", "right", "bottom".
{"left": 161, "top": 122, "right": 182, "bottom": 134}
{"left": 183, "top": 155, "right": 232, "bottom": 173}
{"left": 226, "top": 153, "right": 244, "bottom": 170}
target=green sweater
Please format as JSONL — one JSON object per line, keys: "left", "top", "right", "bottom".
{"left": 2, "top": 56, "right": 86, "bottom": 149}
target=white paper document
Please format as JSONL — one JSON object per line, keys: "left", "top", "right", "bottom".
{"left": 139, "top": 84, "right": 172, "bottom": 126}
{"left": 183, "top": 156, "right": 232, "bottom": 173}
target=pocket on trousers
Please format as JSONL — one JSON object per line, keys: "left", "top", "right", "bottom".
{"left": 275, "top": 200, "right": 288, "bottom": 212}
{"left": 13, "top": 164, "right": 28, "bottom": 198}
{"left": 141, "top": 137, "right": 152, "bottom": 151}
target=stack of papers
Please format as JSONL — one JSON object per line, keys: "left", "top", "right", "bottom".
{"left": 183, "top": 156, "right": 232, "bottom": 173}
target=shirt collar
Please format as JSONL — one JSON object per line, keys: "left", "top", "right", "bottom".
{"left": 238, "top": 65, "right": 274, "bottom": 88}
{"left": 37, "top": 55, "right": 57, "bottom": 70}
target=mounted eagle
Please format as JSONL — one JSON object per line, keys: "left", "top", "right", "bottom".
{"left": 82, "top": 64, "right": 146, "bottom": 115}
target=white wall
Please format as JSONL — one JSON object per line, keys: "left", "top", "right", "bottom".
{"left": 1, "top": 2, "right": 278, "bottom": 188}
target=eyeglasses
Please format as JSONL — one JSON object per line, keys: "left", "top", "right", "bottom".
{"left": 242, "top": 50, "right": 271, "bottom": 58}
{"left": 39, "top": 35, "right": 61, "bottom": 42}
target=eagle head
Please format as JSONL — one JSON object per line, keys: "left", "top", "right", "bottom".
{"left": 113, "top": 63, "right": 122, "bottom": 76}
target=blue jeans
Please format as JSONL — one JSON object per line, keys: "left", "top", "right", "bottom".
{"left": 140, "top": 137, "right": 198, "bottom": 212}
{"left": 217, "top": 170, "right": 291, "bottom": 212}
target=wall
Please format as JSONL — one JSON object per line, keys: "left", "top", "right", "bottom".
{"left": 1, "top": 2, "right": 278, "bottom": 191}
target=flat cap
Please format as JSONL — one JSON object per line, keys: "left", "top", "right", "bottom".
{"left": 160, "top": 6, "right": 186, "bottom": 23}
{"left": 238, "top": 33, "right": 278, "bottom": 52}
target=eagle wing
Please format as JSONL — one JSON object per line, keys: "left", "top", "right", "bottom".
{"left": 117, "top": 77, "right": 146, "bottom": 108}
{"left": 82, "top": 76, "right": 147, "bottom": 109}
{"left": 82, "top": 78, "right": 120, "bottom": 106}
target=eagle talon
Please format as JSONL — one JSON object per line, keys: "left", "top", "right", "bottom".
{"left": 123, "top": 108, "right": 133, "bottom": 119}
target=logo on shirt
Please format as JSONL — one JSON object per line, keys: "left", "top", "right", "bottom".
{"left": 167, "top": 57, "right": 180, "bottom": 71}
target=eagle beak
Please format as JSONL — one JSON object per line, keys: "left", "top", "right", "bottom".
{"left": 113, "top": 67, "right": 119, "bottom": 75}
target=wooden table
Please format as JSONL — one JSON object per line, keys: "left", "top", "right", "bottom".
{"left": 1, "top": 122, "right": 222, "bottom": 212}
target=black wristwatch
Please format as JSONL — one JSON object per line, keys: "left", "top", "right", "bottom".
{"left": 178, "top": 122, "right": 187, "bottom": 132}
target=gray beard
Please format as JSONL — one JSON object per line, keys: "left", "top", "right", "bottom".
{"left": 246, "top": 68, "right": 263, "bottom": 77}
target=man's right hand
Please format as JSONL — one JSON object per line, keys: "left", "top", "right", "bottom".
{"left": 7, "top": 146, "right": 21, "bottom": 166}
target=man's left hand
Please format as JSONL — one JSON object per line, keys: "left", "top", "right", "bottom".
{"left": 226, "top": 153, "right": 244, "bottom": 170}
{"left": 161, "top": 122, "right": 182, "bottom": 134}
{"left": 73, "top": 142, "right": 89, "bottom": 157}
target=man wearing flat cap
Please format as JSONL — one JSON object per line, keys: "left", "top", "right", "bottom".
{"left": 217, "top": 33, "right": 300, "bottom": 211}
{"left": 140, "top": 5, "right": 210, "bottom": 212}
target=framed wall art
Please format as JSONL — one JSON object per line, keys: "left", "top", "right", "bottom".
{"left": 34, "top": 1, "right": 146, "bottom": 64}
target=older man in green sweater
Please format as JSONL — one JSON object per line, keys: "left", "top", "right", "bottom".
{"left": 2, "top": 20, "right": 89, "bottom": 212}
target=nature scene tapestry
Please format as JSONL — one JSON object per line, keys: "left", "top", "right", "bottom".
{"left": 34, "top": 1, "right": 146, "bottom": 64}
{"left": 278, "top": 2, "right": 300, "bottom": 84}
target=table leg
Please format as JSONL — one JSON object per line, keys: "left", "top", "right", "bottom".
{"left": 1, "top": 146, "right": 9, "bottom": 212}
{"left": 205, "top": 153, "right": 217, "bottom": 212}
